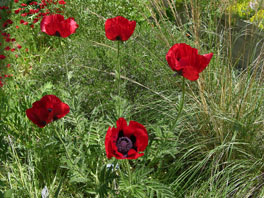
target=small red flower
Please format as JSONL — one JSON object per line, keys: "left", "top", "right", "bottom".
{"left": 33, "top": 18, "right": 39, "bottom": 23}
{"left": 105, "top": 16, "right": 136, "bottom": 41}
{"left": 0, "top": 55, "right": 6, "bottom": 59}
{"left": 58, "top": 0, "right": 66, "bottom": 4}
{"left": 4, "top": 46, "right": 10, "bottom": 51}
{"left": 26, "top": 95, "right": 70, "bottom": 128}
{"left": 10, "top": 48, "right": 15, "bottom": 52}
{"left": 6, "top": 19, "right": 13, "bottom": 24}
{"left": 105, "top": 118, "right": 148, "bottom": 159}
{"left": 2, "top": 23, "right": 7, "bottom": 28}
{"left": 14, "top": 0, "right": 19, "bottom": 3}
{"left": 166, "top": 43, "right": 213, "bottom": 81}
{"left": 15, "top": 9, "right": 20, "bottom": 14}
{"left": 21, "top": 13, "right": 28, "bottom": 17}
{"left": 40, "top": 14, "right": 78, "bottom": 38}
{"left": 17, "top": 44, "right": 22, "bottom": 49}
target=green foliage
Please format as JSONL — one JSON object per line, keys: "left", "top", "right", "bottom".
{"left": 250, "top": 9, "right": 264, "bottom": 29}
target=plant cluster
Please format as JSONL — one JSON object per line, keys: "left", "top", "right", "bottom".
{"left": 228, "top": 0, "right": 264, "bottom": 29}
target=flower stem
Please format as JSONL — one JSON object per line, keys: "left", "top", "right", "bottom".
{"left": 173, "top": 77, "right": 186, "bottom": 127}
{"left": 118, "top": 159, "right": 132, "bottom": 186}
{"left": 117, "top": 41, "right": 121, "bottom": 117}
{"left": 59, "top": 38, "right": 70, "bottom": 85}
{"left": 54, "top": 128, "right": 74, "bottom": 166}
{"left": 54, "top": 125, "right": 86, "bottom": 180}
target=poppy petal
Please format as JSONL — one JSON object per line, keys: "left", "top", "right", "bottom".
{"left": 126, "top": 149, "right": 144, "bottom": 159}
{"left": 197, "top": 53, "right": 214, "bottom": 73}
{"left": 127, "top": 121, "right": 148, "bottom": 152}
{"left": 26, "top": 108, "right": 47, "bottom": 128}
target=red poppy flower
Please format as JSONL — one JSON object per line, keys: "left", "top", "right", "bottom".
{"left": 40, "top": 14, "right": 78, "bottom": 38}
{"left": 105, "top": 118, "right": 148, "bottom": 159}
{"left": 105, "top": 16, "right": 136, "bottom": 41}
{"left": 166, "top": 43, "right": 213, "bottom": 81}
{"left": 26, "top": 95, "right": 70, "bottom": 128}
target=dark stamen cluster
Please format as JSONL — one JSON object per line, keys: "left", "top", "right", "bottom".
{"left": 116, "top": 137, "right": 133, "bottom": 155}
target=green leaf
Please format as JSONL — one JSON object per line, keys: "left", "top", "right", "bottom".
{"left": 3, "top": 190, "right": 13, "bottom": 198}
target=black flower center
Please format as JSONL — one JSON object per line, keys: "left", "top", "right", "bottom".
{"left": 115, "top": 36, "right": 121, "bottom": 41}
{"left": 55, "top": 31, "right": 61, "bottom": 37}
{"left": 174, "top": 69, "right": 183, "bottom": 76}
{"left": 41, "top": 121, "right": 46, "bottom": 126}
{"left": 116, "top": 136, "right": 133, "bottom": 155}
{"left": 48, "top": 108, "right": 52, "bottom": 112}
{"left": 53, "top": 115, "right": 58, "bottom": 121}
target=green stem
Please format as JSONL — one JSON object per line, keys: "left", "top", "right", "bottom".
{"left": 118, "top": 159, "right": 132, "bottom": 186}
{"left": 174, "top": 77, "right": 186, "bottom": 127}
{"left": 54, "top": 128, "right": 74, "bottom": 166}
{"left": 125, "top": 159, "right": 132, "bottom": 184}
{"left": 117, "top": 41, "right": 121, "bottom": 117}
{"left": 54, "top": 126, "right": 86, "bottom": 180}
{"left": 59, "top": 38, "right": 70, "bottom": 85}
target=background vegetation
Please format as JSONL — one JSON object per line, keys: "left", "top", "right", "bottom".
{"left": 0, "top": 0, "right": 264, "bottom": 197}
